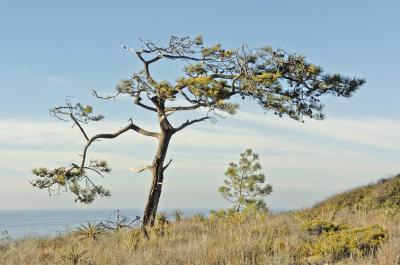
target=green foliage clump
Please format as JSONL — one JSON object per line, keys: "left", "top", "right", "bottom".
{"left": 209, "top": 208, "right": 236, "bottom": 219}
{"left": 303, "top": 220, "right": 348, "bottom": 235}
{"left": 306, "top": 225, "right": 387, "bottom": 262}
{"left": 218, "top": 149, "right": 272, "bottom": 212}
{"left": 31, "top": 160, "right": 111, "bottom": 203}
{"left": 210, "top": 206, "right": 269, "bottom": 228}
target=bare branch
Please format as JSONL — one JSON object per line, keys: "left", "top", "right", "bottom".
{"left": 155, "top": 54, "right": 207, "bottom": 62}
{"left": 163, "top": 159, "right": 172, "bottom": 171}
{"left": 135, "top": 51, "right": 153, "bottom": 77}
{"left": 209, "top": 73, "right": 236, "bottom": 79}
{"left": 128, "top": 165, "right": 153, "bottom": 174}
{"left": 80, "top": 121, "right": 159, "bottom": 169}
{"left": 173, "top": 116, "right": 210, "bottom": 133}
{"left": 165, "top": 103, "right": 204, "bottom": 114}
{"left": 137, "top": 39, "right": 207, "bottom": 62}
{"left": 83, "top": 166, "right": 106, "bottom": 177}
{"left": 134, "top": 97, "right": 158, "bottom": 112}
{"left": 147, "top": 55, "right": 163, "bottom": 64}
{"left": 93, "top": 84, "right": 158, "bottom": 113}
{"left": 179, "top": 90, "right": 197, "bottom": 104}
{"left": 92, "top": 89, "right": 121, "bottom": 100}
{"left": 124, "top": 46, "right": 155, "bottom": 76}
{"left": 70, "top": 114, "right": 89, "bottom": 141}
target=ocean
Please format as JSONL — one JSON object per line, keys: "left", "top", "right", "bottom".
{"left": 0, "top": 208, "right": 211, "bottom": 239}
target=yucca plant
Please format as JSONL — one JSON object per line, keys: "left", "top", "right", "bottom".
{"left": 156, "top": 211, "right": 169, "bottom": 225}
{"left": 74, "top": 222, "right": 106, "bottom": 242}
{"left": 0, "top": 231, "right": 11, "bottom": 244}
{"left": 191, "top": 213, "right": 207, "bottom": 223}
{"left": 150, "top": 211, "right": 170, "bottom": 237}
{"left": 171, "top": 209, "right": 184, "bottom": 222}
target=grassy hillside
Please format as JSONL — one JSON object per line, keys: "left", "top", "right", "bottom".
{"left": 1, "top": 175, "right": 400, "bottom": 265}
{"left": 309, "top": 174, "right": 400, "bottom": 217}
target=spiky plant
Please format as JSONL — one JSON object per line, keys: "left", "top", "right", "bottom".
{"left": 156, "top": 211, "right": 169, "bottom": 225}
{"left": 191, "top": 213, "right": 207, "bottom": 223}
{"left": 171, "top": 209, "right": 184, "bottom": 222}
{"left": 74, "top": 222, "right": 106, "bottom": 242}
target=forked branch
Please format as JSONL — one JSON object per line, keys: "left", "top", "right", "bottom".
{"left": 80, "top": 121, "right": 159, "bottom": 169}
{"left": 173, "top": 116, "right": 210, "bottom": 132}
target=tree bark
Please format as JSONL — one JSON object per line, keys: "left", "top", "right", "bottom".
{"left": 142, "top": 125, "right": 172, "bottom": 227}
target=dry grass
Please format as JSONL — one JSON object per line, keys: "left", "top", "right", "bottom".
{"left": 1, "top": 175, "right": 400, "bottom": 265}
{"left": 1, "top": 210, "right": 399, "bottom": 265}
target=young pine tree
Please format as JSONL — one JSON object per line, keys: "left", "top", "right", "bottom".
{"left": 218, "top": 149, "right": 272, "bottom": 212}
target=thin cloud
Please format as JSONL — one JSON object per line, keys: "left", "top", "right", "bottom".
{"left": 234, "top": 111, "right": 400, "bottom": 151}
{"left": 46, "top": 76, "right": 68, "bottom": 85}
{"left": 0, "top": 69, "right": 69, "bottom": 87}
{"left": 0, "top": 115, "right": 399, "bottom": 209}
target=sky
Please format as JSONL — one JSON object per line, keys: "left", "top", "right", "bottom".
{"left": 0, "top": 0, "right": 399, "bottom": 210}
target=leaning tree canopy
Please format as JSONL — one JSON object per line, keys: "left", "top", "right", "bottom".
{"left": 112, "top": 35, "right": 365, "bottom": 120}
{"left": 31, "top": 36, "right": 365, "bottom": 204}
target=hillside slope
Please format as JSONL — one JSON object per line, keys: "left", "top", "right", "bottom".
{"left": 307, "top": 174, "right": 400, "bottom": 219}
{"left": 1, "top": 175, "right": 399, "bottom": 265}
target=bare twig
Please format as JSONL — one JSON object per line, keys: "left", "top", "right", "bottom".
{"left": 128, "top": 165, "right": 153, "bottom": 174}
{"left": 163, "top": 159, "right": 172, "bottom": 171}
{"left": 70, "top": 114, "right": 89, "bottom": 141}
{"left": 173, "top": 116, "right": 210, "bottom": 132}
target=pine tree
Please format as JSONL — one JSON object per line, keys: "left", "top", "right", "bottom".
{"left": 219, "top": 149, "right": 272, "bottom": 212}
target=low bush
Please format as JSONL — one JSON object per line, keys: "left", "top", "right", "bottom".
{"left": 304, "top": 220, "right": 348, "bottom": 235}
{"left": 306, "top": 224, "right": 387, "bottom": 262}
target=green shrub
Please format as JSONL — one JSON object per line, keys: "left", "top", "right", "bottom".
{"left": 308, "top": 224, "right": 387, "bottom": 262}
{"left": 209, "top": 209, "right": 236, "bottom": 219}
{"left": 303, "top": 220, "right": 348, "bottom": 235}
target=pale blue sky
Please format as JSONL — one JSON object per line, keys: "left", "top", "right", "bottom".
{"left": 0, "top": 0, "right": 399, "bottom": 210}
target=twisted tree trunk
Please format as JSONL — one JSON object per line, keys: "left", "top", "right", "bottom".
{"left": 140, "top": 99, "right": 208, "bottom": 229}
{"left": 142, "top": 132, "right": 171, "bottom": 226}
{"left": 141, "top": 104, "right": 175, "bottom": 227}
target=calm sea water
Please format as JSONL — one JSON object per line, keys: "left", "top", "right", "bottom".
{"left": 0, "top": 208, "right": 211, "bottom": 239}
